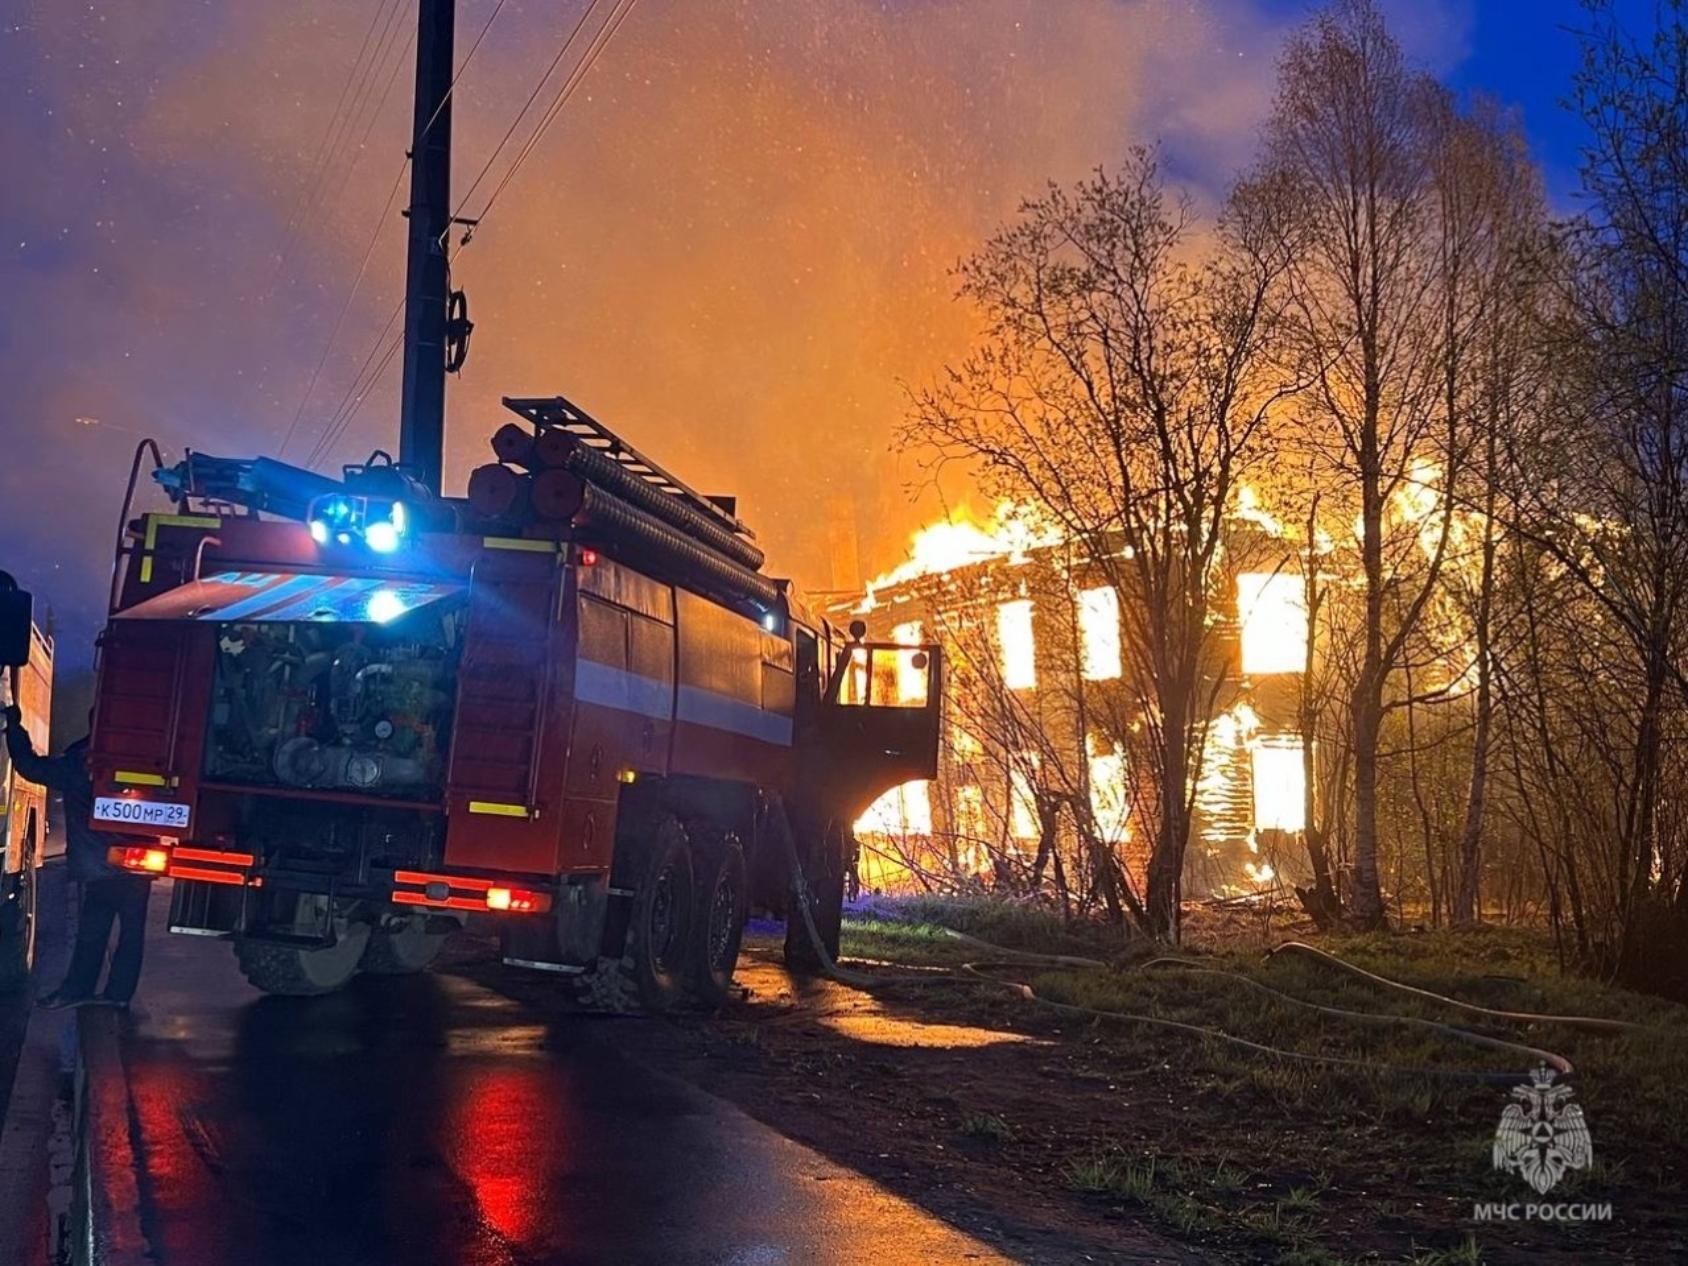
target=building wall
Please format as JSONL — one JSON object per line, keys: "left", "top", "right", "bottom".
{"left": 831, "top": 538, "right": 1312, "bottom": 899}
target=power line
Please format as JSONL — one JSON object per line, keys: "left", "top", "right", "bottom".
{"left": 299, "top": 0, "right": 641, "bottom": 471}
{"left": 446, "top": 0, "right": 611, "bottom": 229}
{"left": 265, "top": 0, "right": 394, "bottom": 285}
{"left": 302, "top": 0, "right": 606, "bottom": 469}
{"left": 317, "top": 333, "right": 406, "bottom": 471}
{"left": 304, "top": 299, "right": 405, "bottom": 470}
{"left": 284, "top": 0, "right": 513, "bottom": 461}
{"left": 277, "top": 163, "right": 410, "bottom": 457}
{"left": 468, "top": 0, "right": 640, "bottom": 235}
{"left": 265, "top": 0, "right": 408, "bottom": 295}
{"left": 307, "top": 0, "right": 413, "bottom": 219}
{"left": 325, "top": 21, "right": 418, "bottom": 214}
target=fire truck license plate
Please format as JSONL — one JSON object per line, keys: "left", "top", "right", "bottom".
{"left": 93, "top": 796, "right": 191, "bottom": 830}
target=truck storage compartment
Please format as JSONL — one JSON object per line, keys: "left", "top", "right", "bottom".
{"left": 202, "top": 606, "right": 462, "bottom": 797}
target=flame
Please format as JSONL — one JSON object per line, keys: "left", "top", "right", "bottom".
{"left": 1234, "top": 483, "right": 1286, "bottom": 537}
{"left": 997, "top": 599, "right": 1037, "bottom": 690}
{"left": 857, "top": 780, "right": 933, "bottom": 837}
{"left": 1250, "top": 738, "right": 1306, "bottom": 834}
{"left": 1078, "top": 586, "right": 1122, "bottom": 680}
{"left": 1197, "top": 702, "right": 1304, "bottom": 890}
{"left": 1010, "top": 756, "right": 1041, "bottom": 841}
{"left": 891, "top": 620, "right": 928, "bottom": 705}
{"left": 952, "top": 783, "right": 987, "bottom": 838}
{"left": 1087, "top": 734, "right": 1130, "bottom": 843}
{"left": 859, "top": 501, "right": 1058, "bottom": 609}
{"left": 1237, "top": 572, "right": 1308, "bottom": 675}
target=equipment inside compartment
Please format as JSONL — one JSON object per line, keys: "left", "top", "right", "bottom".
{"left": 204, "top": 611, "right": 460, "bottom": 795}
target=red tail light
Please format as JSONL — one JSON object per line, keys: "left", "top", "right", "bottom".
{"left": 485, "top": 886, "right": 551, "bottom": 913}
{"left": 110, "top": 845, "right": 171, "bottom": 875}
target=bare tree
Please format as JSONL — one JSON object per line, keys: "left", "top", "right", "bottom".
{"left": 1500, "top": 0, "right": 1688, "bottom": 980}
{"left": 1247, "top": 0, "right": 1472, "bottom": 927}
{"left": 905, "top": 150, "right": 1293, "bottom": 939}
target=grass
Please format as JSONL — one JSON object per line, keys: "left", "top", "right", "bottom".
{"left": 835, "top": 906, "right": 1688, "bottom": 1262}
{"left": 1404, "top": 1236, "right": 1482, "bottom": 1266}
{"left": 958, "top": 1111, "right": 1015, "bottom": 1142}
{"left": 847, "top": 893, "right": 1135, "bottom": 959}
{"left": 1061, "top": 1152, "right": 1220, "bottom": 1236}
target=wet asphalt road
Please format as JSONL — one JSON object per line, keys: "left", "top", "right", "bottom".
{"left": 103, "top": 881, "right": 1009, "bottom": 1266}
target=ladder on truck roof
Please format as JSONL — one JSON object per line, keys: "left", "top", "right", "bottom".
{"left": 501, "top": 395, "right": 755, "bottom": 539}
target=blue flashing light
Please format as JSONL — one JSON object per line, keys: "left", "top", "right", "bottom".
{"left": 306, "top": 493, "right": 408, "bottom": 554}
{"left": 367, "top": 588, "right": 408, "bottom": 625}
{"left": 364, "top": 520, "right": 401, "bottom": 553}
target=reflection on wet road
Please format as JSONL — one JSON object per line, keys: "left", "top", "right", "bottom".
{"left": 116, "top": 882, "right": 1009, "bottom": 1265}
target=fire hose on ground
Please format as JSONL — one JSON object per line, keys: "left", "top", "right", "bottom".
{"left": 773, "top": 807, "right": 1653, "bottom": 1084}
{"left": 1263, "top": 940, "right": 1644, "bottom": 1035}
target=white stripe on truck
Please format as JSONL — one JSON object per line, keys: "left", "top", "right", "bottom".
{"left": 573, "top": 658, "right": 792, "bottom": 747}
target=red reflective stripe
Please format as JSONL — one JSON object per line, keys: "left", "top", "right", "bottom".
{"left": 392, "top": 891, "right": 483, "bottom": 912}
{"left": 167, "top": 865, "right": 246, "bottom": 886}
{"left": 392, "top": 869, "right": 495, "bottom": 892}
{"left": 173, "top": 847, "right": 255, "bottom": 867}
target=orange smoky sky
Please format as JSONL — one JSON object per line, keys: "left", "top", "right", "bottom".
{"left": 0, "top": 0, "right": 1471, "bottom": 661}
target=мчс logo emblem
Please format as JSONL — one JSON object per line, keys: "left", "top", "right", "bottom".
{"left": 1492, "top": 1065, "right": 1593, "bottom": 1195}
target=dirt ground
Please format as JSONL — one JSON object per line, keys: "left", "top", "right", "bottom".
{"left": 452, "top": 925, "right": 1687, "bottom": 1266}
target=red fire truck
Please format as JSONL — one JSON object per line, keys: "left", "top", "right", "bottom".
{"left": 0, "top": 579, "right": 53, "bottom": 989}
{"left": 84, "top": 397, "right": 939, "bottom": 1005}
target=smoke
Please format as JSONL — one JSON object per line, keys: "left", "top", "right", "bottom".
{"left": 0, "top": 0, "right": 1466, "bottom": 664}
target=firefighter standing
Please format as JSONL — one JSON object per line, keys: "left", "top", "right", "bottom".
{"left": 2, "top": 705, "right": 150, "bottom": 1008}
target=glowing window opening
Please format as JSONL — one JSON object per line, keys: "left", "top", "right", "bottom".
{"left": 1078, "top": 587, "right": 1121, "bottom": 681}
{"left": 1087, "top": 737, "right": 1130, "bottom": 842}
{"left": 1251, "top": 739, "right": 1306, "bottom": 833}
{"left": 1237, "top": 573, "right": 1308, "bottom": 675}
{"left": 1010, "top": 754, "right": 1040, "bottom": 840}
{"left": 998, "top": 599, "right": 1036, "bottom": 690}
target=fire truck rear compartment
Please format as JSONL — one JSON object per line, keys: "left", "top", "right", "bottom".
{"left": 203, "top": 612, "right": 460, "bottom": 798}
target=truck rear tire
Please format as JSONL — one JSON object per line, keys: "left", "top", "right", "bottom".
{"left": 235, "top": 913, "right": 370, "bottom": 996}
{"left": 360, "top": 918, "right": 447, "bottom": 975}
{"left": 690, "top": 840, "right": 747, "bottom": 1010}
{"left": 626, "top": 815, "right": 694, "bottom": 1013}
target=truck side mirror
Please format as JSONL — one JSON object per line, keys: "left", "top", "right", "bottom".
{"left": 0, "top": 573, "right": 32, "bottom": 669}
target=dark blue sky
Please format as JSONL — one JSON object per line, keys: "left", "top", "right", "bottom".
{"left": 0, "top": 0, "right": 1661, "bottom": 678}
{"left": 1434, "top": 0, "right": 1596, "bottom": 206}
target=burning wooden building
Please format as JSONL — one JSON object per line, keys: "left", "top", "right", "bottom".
{"left": 823, "top": 502, "right": 1316, "bottom": 903}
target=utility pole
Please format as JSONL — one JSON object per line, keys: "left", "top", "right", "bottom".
{"left": 398, "top": 0, "right": 455, "bottom": 495}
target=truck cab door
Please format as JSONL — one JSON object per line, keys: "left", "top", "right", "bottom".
{"left": 806, "top": 639, "right": 942, "bottom": 826}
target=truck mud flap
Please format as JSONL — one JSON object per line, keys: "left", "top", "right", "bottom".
{"left": 168, "top": 877, "right": 245, "bottom": 938}
{"left": 500, "top": 876, "right": 607, "bottom": 973}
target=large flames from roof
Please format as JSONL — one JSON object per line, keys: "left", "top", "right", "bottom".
{"left": 858, "top": 502, "right": 1058, "bottom": 610}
